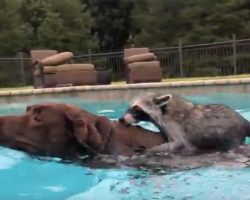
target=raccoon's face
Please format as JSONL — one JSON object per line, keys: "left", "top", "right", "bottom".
{"left": 119, "top": 104, "right": 152, "bottom": 125}
{"left": 119, "top": 93, "right": 172, "bottom": 125}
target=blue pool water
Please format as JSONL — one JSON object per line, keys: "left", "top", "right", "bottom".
{"left": 1, "top": 93, "right": 250, "bottom": 200}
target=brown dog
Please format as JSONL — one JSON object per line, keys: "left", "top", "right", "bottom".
{"left": 0, "top": 103, "right": 165, "bottom": 160}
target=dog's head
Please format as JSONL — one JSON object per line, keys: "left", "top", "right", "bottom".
{"left": 119, "top": 93, "right": 172, "bottom": 125}
{"left": 25, "top": 103, "right": 113, "bottom": 156}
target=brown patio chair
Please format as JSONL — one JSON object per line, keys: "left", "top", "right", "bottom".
{"left": 123, "top": 48, "right": 162, "bottom": 83}
{"left": 30, "top": 50, "right": 58, "bottom": 64}
{"left": 31, "top": 50, "right": 98, "bottom": 88}
{"left": 31, "top": 50, "right": 58, "bottom": 88}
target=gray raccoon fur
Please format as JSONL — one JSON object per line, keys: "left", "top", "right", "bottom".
{"left": 119, "top": 93, "right": 250, "bottom": 154}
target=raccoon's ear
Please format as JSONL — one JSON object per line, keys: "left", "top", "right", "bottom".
{"left": 153, "top": 94, "right": 172, "bottom": 107}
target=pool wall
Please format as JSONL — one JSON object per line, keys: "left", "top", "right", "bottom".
{"left": 1, "top": 78, "right": 250, "bottom": 104}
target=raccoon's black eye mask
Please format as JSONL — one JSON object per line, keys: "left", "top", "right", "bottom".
{"left": 130, "top": 106, "right": 152, "bottom": 122}
{"left": 130, "top": 105, "right": 169, "bottom": 142}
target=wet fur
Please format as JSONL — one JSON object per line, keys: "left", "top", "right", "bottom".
{"left": 120, "top": 93, "right": 250, "bottom": 154}
{"left": 0, "top": 102, "right": 165, "bottom": 159}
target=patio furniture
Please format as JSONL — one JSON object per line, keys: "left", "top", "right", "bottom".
{"left": 123, "top": 48, "right": 162, "bottom": 83}
{"left": 31, "top": 50, "right": 111, "bottom": 88}
{"left": 31, "top": 50, "right": 58, "bottom": 63}
{"left": 31, "top": 50, "right": 58, "bottom": 87}
{"left": 96, "top": 66, "right": 112, "bottom": 85}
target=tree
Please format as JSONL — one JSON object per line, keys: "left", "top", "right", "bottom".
{"left": 181, "top": 0, "right": 250, "bottom": 43}
{"left": 37, "top": 0, "right": 98, "bottom": 53}
{"left": 19, "top": 0, "right": 47, "bottom": 36}
{"left": 0, "top": 0, "right": 30, "bottom": 56}
{"left": 130, "top": 0, "right": 189, "bottom": 47}
{"left": 87, "top": 0, "right": 133, "bottom": 51}
{"left": 130, "top": 0, "right": 250, "bottom": 47}
{"left": 20, "top": 0, "right": 98, "bottom": 53}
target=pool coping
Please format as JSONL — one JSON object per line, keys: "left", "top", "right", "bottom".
{"left": 1, "top": 77, "right": 250, "bottom": 97}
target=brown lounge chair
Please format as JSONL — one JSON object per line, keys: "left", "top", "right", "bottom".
{"left": 123, "top": 48, "right": 162, "bottom": 83}
{"left": 31, "top": 50, "right": 111, "bottom": 88}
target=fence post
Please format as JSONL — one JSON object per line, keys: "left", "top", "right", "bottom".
{"left": 232, "top": 34, "right": 237, "bottom": 75}
{"left": 18, "top": 52, "right": 27, "bottom": 85}
{"left": 179, "top": 39, "right": 184, "bottom": 77}
{"left": 88, "top": 49, "right": 92, "bottom": 63}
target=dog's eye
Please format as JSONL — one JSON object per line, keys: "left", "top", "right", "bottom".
{"left": 31, "top": 108, "right": 44, "bottom": 123}
{"left": 33, "top": 115, "right": 42, "bottom": 123}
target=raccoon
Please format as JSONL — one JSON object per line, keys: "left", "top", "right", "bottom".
{"left": 119, "top": 93, "right": 250, "bottom": 154}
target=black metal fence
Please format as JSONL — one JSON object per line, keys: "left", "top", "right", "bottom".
{"left": 152, "top": 38, "right": 250, "bottom": 78}
{"left": 1, "top": 38, "right": 250, "bottom": 87}
{"left": 0, "top": 56, "right": 32, "bottom": 87}
{"left": 73, "top": 51, "right": 124, "bottom": 81}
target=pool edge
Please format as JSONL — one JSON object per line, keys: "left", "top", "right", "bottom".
{"left": 0, "top": 77, "right": 250, "bottom": 104}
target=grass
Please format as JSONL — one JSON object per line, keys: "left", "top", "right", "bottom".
{"left": 113, "top": 74, "right": 250, "bottom": 84}
{"left": 0, "top": 86, "right": 32, "bottom": 91}
{"left": 162, "top": 74, "right": 250, "bottom": 82}
{"left": 1, "top": 74, "right": 250, "bottom": 91}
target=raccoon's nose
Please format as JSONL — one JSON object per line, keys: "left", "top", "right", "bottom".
{"left": 119, "top": 117, "right": 130, "bottom": 126}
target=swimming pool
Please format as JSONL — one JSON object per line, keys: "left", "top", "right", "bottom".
{"left": 0, "top": 93, "right": 250, "bottom": 200}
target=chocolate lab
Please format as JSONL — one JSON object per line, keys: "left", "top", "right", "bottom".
{"left": 0, "top": 103, "right": 165, "bottom": 160}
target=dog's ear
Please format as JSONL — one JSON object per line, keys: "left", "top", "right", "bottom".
{"left": 94, "top": 117, "right": 113, "bottom": 148}
{"left": 64, "top": 112, "right": 88, "bottom": 140}
{"left": 26, "top": 105, "right": 32, "bottom": 112}
{"left": 64, "top": 112, "right": 108, "bottom": 154}
{"left": 26, "top": 104, "right": 44, "bottom": 113}
{"left": 85, "top": 116, "right": 113, "bottom": 153}
{"left": 85, "top": 123, "right": 104, "bottom": 152}
{"left": 153, "top": 94, "right": 172, "bottom": 108}
{"left": 64, "top": 112, "right": 99, "bottom": 154}
{"left": 71, "top": 116, "right": 113, "bottom": 154}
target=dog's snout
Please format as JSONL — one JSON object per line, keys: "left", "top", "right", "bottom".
{"left": 119, "top": 117, "right": 125, "bottom": 123}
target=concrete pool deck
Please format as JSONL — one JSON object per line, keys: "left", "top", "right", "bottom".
{"left": 0, "top": 77, "right": 250, "bottom": 104}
